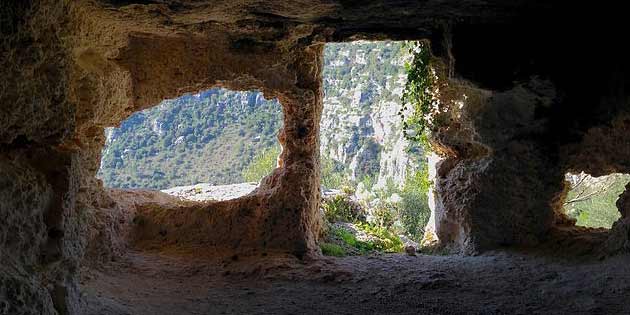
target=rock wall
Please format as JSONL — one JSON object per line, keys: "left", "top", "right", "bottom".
{"left": 2, "top": 0, "right": 326, "bottom": 312}
{"left": 432, "top": 79, "right": 566, "bottom": 252}
{"left": 1, "top": 1, "right": 82, "bottom": 313}
{"left": 428, "top": 9, "right": 630, "bottom": 253}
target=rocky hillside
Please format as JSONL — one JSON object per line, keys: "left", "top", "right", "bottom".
{"left": 98, "top": 89, "right": 282, "bottom": 189}
{"left": 321, "top": 41, "right": 422, "bottom": 190}
{"left": 98, "top": 41, "right": 423, "bottom": 190}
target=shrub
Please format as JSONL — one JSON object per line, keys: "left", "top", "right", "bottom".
{"left": 332, "top": 227, "right": 375, "bottom": 253}
{"left": 356, "top": 222, "right": 404, "bottom": 253}
{"left": 323, "top": 223, "right": 402, "bottom": 255}
{"left": 322, "top": 195, "right": 365, "bottom": 223}
{"left": 400, "top": 40, "right": 440, "bottom": 144}
{"left": 361, "top": 175, "right": 376, "bottom": 191}
{"left": 242, "top": 146, "right": 280, "bottom": 182}
{"left": 340, "top": 185, "right": 355, "bottom": 195}
{"left": 320, "top": 242, "right": 346, "bottom": 257}
{"left": 371, "top": 201, "right": 396, "bottom": 229}
{"left": 397, "top": 168, "right": 431, "bottom": 241}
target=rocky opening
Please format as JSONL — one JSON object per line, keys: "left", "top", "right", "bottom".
{"left": 563, "top": 172, "right": 630, "bottom": 229}
{"left": 97, "top": 87, "right": 283, "bottom": 201}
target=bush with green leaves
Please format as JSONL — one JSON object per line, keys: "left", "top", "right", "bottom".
{"left": 321, "top": 222, "right": 404, "bottom": 255}
{"left": 322, "top": 195, "right": 365, "bottom": 223}
{"left": 361, "top": 175, "right": 377, "bottom": 192}
{"left": 399, "top": 40, "right": 438, "bottom": 144}
{"left": 332, "top": 227, "right": 375, "bottom": 254}
{"left": 242, "top": 146, "right": 281, "bottom": 182}
{"left": 371, "top": 201, "right": 397, "bottom": 229}
{"left": 340, "top": 185, "right": 356, "bottom": 195}
{"left": 397, "top": 167, "right": 432, "bottom": 241}
{"left": 355, "top": 222, "right": 404, "bottom": 253}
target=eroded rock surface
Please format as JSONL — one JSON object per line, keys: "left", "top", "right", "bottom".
{"left": 432, "top": 79, "right": 566, "bottom": 252}
{"left": 162, "top": 183, "right": 260, "bottom": 201}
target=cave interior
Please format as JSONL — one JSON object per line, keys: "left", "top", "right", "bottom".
{"left": 1, "top": 1, "right": 630, "bottom": 314}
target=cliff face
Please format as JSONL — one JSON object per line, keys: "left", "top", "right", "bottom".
{"left": 321, "top": 41, "right": 421, "bottom": 189}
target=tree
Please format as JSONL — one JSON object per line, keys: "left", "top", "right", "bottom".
{"left": 397, "top": 166, "right": 431, "bottom": 241}
{"left": 242, "top": 146, "right": 281, "bottom": 182}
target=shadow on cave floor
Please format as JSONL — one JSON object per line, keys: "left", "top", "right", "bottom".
{"left": 81, "top": 248, "right": 630, "bottom": 315}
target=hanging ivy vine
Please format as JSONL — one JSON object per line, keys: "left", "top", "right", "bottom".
{"left": 399, "top": 40, "right": 439, "bottom": 144}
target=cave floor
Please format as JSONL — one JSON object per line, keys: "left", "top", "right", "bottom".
{"left": 81, "top": 249, "right": 630, "bottom": 315}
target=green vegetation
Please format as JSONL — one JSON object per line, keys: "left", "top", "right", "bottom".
{"left": 98, "top": 89, "right": 282, "bottom": 189}
{"left": 397, "top": 165, "right": 432, "bottom": 241}
{"left": 565, "top": 173, "right": 630, "bottom": 228}
{"left": 355, "top": 222, "right": 404, "bottom": 253}
{"left": 322, "top": 195, "right": 364, "bottom": 223}
{"left": 323, "top": 223, "right": 403, "bottom": 255}
{"left": 242, "top": 146, "right": 280, "bottom": 182}
{"left": 348, "top": 161, "right": 432, "bottom": 243}
{"left": 370, "top": 202, "right": 396, "bottom": 229}
{"left": 332, "top": 227, "right": 375, "bottom": 253}
{"left": 320, "top": 242, "right": 346, "bottom": 257}
{"left": 399, "top": 41, "right": 437, "bottom": 143}
{"left": 320, "top": 191, "right": 410, "bottom": 255}
{"left": 321, "top": 157, "right": 351, "bottom": 190}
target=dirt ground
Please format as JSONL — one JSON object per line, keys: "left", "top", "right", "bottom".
{"left": 80, "top": 248, "right": 630, "bottom": 315}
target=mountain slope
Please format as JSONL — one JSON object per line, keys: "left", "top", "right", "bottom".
{"left": 98, "top": 89, "right": 282, "bottom": 189}
{"left": 321, "top": 41, "right": 422, "bottom": 190}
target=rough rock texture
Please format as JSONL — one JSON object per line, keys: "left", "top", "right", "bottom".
{"left": 0, "top": 147, "right": 82, "bottom": 314}
{"left": 562, "top": 115, "right": 630, "bottom": 255}
{"left": 80, "top": 251, "right": 630, "bottom": 315}
{"left": 425, "top": 6, "right": 630, "bottom": 253}
{"left": 3, "top": 1, "right": 327, "bottom": 312}
{"left": 432, "top": 79, "right": 567, "bottom": 252}
{"left": 2, "top": 1, "right": 630, "bottom": 313}
{"left": 604, "top": 184, "right": 630, "bottom": 254}
{"left": 161, "top": 183, "right": 259, "bottom": 201}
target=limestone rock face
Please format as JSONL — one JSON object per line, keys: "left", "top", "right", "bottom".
{"left": 319, "top": 42, "right": 418, "bottom": 188}
{"left": 428, "top": 7, "right": 630, "bottom": 253}
{"left": 603, "top": 183, "right": 630, "bottom": 254}
{"left": 0, "top": 156, "right": 56, "bottom": 315}
{"left": 432, "top": 80, "right": 566, "bottom": 252}
{"left": 0, "top": 1, "right": 74, "bottom": 147}
{"left": 0, "top": 148, "right": 82, "bottom": 314}
{"left": 2, "top": 0, "right": 630, "bottom": 313}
